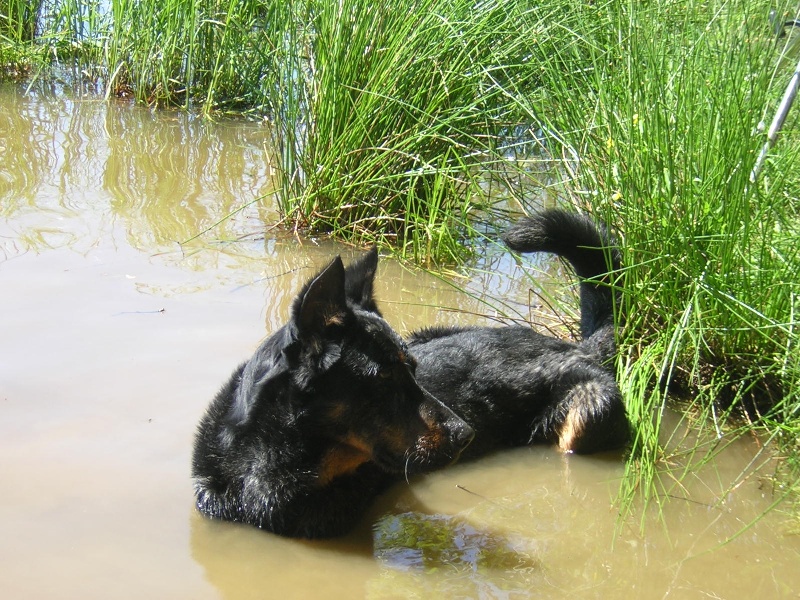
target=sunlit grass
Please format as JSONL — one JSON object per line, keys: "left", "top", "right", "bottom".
{"left": 261, "top": 0, "right": 538, "bottom": 264}
{"left": 498, "top": 0, "right": 800, "bottom": 517}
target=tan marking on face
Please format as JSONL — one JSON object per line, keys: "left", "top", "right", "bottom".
{"left": 418, "top": 405, "right": 445, "bottom": 431}
{"left": 416, "top": 425, "right": 444, "bottom": 454}
{"left": 343, "top": 433, "right": 372, "bottom": 454}
{"left": 381, "top": 425, "right": 413, "bottom": 455}
{"left": 317, "top": 437, "right": 372, "bottom": 486}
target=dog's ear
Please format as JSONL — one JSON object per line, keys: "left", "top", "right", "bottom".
{"left": 294, "top": 256, "right": 348, "bottom": 340}
{"left": 344, "top": 246, "right": 380, "bottom": 314}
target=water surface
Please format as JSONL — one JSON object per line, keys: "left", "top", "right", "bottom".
{"left": 1, "top": 82, "right": 798, "bottom": 599}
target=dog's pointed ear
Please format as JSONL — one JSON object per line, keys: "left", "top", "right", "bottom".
{"left": 294, "top": 256, "right": 348, "bottom": 339}
{"left": 344, "top": 246, "right": 381, "bottom": 314}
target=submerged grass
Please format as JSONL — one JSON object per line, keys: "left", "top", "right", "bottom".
{"left": 2, "top": 0, "right": 800, "bottom": 524}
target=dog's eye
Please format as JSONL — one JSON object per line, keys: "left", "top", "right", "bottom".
{"left": 379, "top": 367, "right": 393, "bottom": 379}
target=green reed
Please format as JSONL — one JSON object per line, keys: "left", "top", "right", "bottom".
{"left": 259, "top": 0, "right": 542, "bottom": 263}
{"left": 105, "top": 0, "right": 272, "bottom": 110}
{"left": 500, "top": 0, "right": 800, "bottom": 518}
{"left": 0, "top": 0, "right": 42, "bottom": 43}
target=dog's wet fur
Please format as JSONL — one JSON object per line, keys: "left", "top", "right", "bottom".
{"left": 192, "top": 209, "right": 629, "bottom": 538}
{"left": 411, "top": 209, "right": 629, "bottom": 456}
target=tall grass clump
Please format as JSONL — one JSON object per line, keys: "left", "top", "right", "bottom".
{"left": 106, "top": 0, "right": 276, "bottom": 111}
{"left": 262, "top": 0, "right": 540, "bottom": 263}
{"left": 501, "top": 0, "right": 800, "bottom": 515}
{"left": 0, "top": 1, "right": 286, "bottom": 109}
{"left": 0, "top": 0, "right": 43, "bottom": 42}
{"left": 263, "top": 0, "right": 647, "bottom": 262}
{"left": 1, "top": 0, "right": 109, "bottom": 77}
{"left": 1, "top": 1, "right": 56, "bottom": 74}
{"left": 1, "top": 0, "right": 39, "bottom": 75}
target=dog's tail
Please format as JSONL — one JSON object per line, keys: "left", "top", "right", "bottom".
{"left": 502, "top": 209, "right": 621, "bottom": 360}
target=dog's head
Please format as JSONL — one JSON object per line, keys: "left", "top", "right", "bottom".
{"left": 283, "top": 248, "right": 474, "bottom": 483}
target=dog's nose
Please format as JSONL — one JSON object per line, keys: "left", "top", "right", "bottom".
{"left": 454, "top": 421, "right": 475, "bottom": 451}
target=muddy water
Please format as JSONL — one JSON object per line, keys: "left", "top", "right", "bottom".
{"left": 1, "top": 81, "right": 798, "bottom": 600}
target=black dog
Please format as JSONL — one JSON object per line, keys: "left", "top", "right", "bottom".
{"left": 409, "top": 208, "right": 629, "bottom": 456}
{"left": 192, "top": 251, "right": 474, "bottom": 538}
{"left": 192, "top": 209, "right": 627, "bottom": 538}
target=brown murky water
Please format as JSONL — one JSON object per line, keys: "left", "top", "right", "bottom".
{"left": 1, "top": 81, "right": 798, "bottom": 599}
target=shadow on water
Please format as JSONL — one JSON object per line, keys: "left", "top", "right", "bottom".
{"left": 1, "top": 82, "right": 799, "bottom": 599}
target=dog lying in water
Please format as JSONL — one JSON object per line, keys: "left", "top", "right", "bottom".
{"left": 191, "top": 250, "right": 474, "bottom": 538}
{"left": 192, "top": 208, "right": 629, "bottom": 538}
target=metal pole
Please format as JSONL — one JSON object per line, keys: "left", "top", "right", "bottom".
{"left": 750, "top": 52, "right": 800, "bottom": 183}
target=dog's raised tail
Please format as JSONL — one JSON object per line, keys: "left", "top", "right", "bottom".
{"left": 502, "top": 209, "right": 621, "bottom": 359}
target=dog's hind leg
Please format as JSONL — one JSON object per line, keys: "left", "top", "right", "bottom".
{"left": 551, "top": 371, "right": 629, "bottom": 454}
